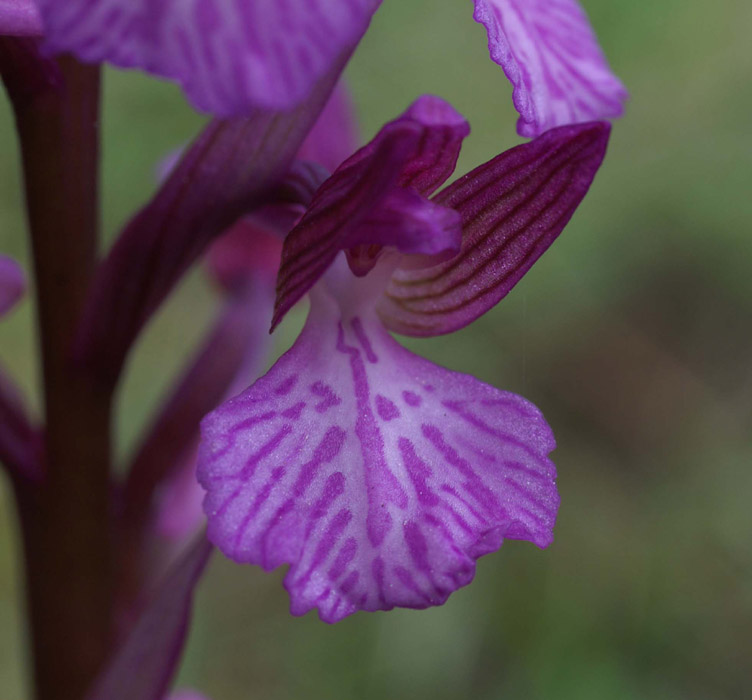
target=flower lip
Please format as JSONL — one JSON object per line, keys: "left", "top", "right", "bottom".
{"left": 198, "top": 254, "right": 558, "bottom": 623}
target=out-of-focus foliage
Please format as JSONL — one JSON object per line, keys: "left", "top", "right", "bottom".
{"left": 1, "top": 0, "right": 750, "bottom": 698}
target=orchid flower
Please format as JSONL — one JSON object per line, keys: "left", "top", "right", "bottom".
{"left": 197, "top": 95, "right": 610, "bottom": 622}
{"left": 30, "top": 0, "right": 626, "bottom": 135}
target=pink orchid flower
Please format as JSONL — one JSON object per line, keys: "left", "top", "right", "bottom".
{"left": 197, "top": 95, "right": 610, "bottom": 622}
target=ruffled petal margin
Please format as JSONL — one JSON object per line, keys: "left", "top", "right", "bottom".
{"left": 473, "top": 0, "right": 627, "bottom": 136}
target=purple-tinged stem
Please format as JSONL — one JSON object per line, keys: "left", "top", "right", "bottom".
{"left": 3, "top": 45, "right": 113, "bottom": 700}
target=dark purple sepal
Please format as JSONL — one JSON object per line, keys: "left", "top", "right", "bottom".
{"left": 85, "top": 536, "right": 212, "bottom": 700}
{"left": 379, "top": 122, "right": 611, "bottom": 336}
{"left": 272, "top": 95, "right": 469, "bottom": 329}
{"left": 75, "top": 55, "right": 348, "bottom": 385}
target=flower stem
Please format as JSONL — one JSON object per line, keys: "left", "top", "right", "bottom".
{"left": 10, "top": 53, "right": 113, "bottom": 700}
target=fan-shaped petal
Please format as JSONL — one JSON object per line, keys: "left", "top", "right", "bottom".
{"left": 199, "top": 264, "right": 558, "bottom": 622}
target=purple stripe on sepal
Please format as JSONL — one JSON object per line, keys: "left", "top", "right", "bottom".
{"left": 378, "top": 121, "right": 610, "bottom": 337}
{"left": 85, "top": 536, "right": 212, "bottom": 700}
{"left": 36, "top": 0, "right": 379, "bottom": 115}
{"left": 199, "top": 265, "right": 557, "bottom": 623}
{"left": 272, "top": 95, "right": 469, "bottom": 329}
{"left": 473, "top": 0, "right": 627, "bottom": 136}
{"left": 75, "top": 56, "right": 347, "bottom": 386}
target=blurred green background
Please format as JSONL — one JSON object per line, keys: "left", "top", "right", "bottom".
{"left": 1, "top": 1, "right": 751, "bottom": 698}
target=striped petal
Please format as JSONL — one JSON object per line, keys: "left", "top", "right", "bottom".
{"left": 198, "top": 257, "right": 558, "bottom": 622}
{"left": 36, "top": 0, "right": 380, "bottom": 114}
{"left": 0, "top": 0, "right": 42, "bottom": 36}
{"left": 0, "top": 254, "right": 25, "bottom": 317}
{"left": 273, "top": 95, "right": 469, "bottom": 329}
{"left": 379, "top": 122, "right": 610, "bottom": 337}
{"left": 473, "top": 0, "right": 627, "bottom": 136}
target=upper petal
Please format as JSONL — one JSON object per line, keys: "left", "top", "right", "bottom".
{"left": 198, "top": 265, "right": 558, "bottom": 623}
{"left": 36, "top": 0, "right": 380, "bottom": 114}
{"left": 0, "top": 254, "right": 25, "bottom": 317}
{"left": 0, "top": 0, "right": 42, "bottom": 36}
{"left": 273, "top": 95, "right": 469, "bottom": 328}
{"left": 473, "top": 0, "right": 627, "bottom": 136}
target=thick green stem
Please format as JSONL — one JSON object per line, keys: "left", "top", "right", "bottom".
{"left": 10, "top": 52, "right": 113, "bottom": 700}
